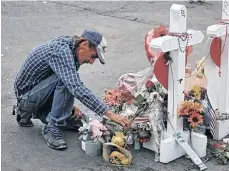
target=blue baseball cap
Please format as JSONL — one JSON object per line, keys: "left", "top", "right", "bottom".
{"left": 81, "top": 30, "right": 107, "bottom": 64}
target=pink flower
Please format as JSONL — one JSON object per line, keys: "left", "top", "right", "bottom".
{"left": 212, "top": 143, "right": 224, "bottom": 150}
{"left": 127, "top": 98, "right": 134, "bottom": 105}
{"left": 145, "top": 80, "right": 154, "bottom": 89}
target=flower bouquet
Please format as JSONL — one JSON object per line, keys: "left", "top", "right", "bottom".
{"left": 185, "top": 85, "right": 207, "bottom": 102}
{"left": 103, "top": 88, "right": 135, "bottom": 114}
{"left": 211, "top": 143, "right": 229, "bottom": 164}
{"left": 178, "top": 100, "right": 204, "bottom": 130}
{"left": 102, "top": 77, "right": 166, "bottom": 138}
{"left": 101, "top": 65, "right": 169, "bottom": 156}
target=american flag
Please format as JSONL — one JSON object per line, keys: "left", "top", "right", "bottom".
{"left": 201, "top": 94, "right": 217, "bottom": 137}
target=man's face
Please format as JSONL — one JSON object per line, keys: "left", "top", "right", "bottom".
{"left": 77, "top": 40, "right": 97, "bottom": 65}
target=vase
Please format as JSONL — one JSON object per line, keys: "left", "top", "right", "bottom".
{"left": 134, "top": 134, "right": 140, "bottom": 150}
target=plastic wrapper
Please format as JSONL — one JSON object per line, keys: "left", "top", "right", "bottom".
{"left": 185, "top": 59, "right": 207, "bottom": 92}
{"left": 116, "top": 68, "right": 167, "bottom": 162}
{"left": 102, "top": 142, "right": 132, "bottom": 167}
{"left": 185, "top": 73, "right": 207, "bottom": 92}
{"left": 116, "top": 67, "right": 153, "bottom": 97}
{"left": 142, "top": 92, "right": 165, "bottom": 162}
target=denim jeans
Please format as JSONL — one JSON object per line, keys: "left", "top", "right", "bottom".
{"left": 17, "top": 74, "right": 74, "bottom": 126}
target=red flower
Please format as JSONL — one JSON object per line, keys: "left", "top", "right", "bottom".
{"left": 145, "top": 80, "right": 154, "bottom": 89}
{"left": 212, "top": 143, "right": 224, "bottom": 150}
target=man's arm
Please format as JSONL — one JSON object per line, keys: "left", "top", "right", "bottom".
{"left": 48, "top": 43, "right": 108, "bottom": 116}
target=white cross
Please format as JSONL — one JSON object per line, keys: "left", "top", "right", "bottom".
{"left": 205, "top": 0, "right": 229, "bottom": 140}
{"left": 205, "top": 0, "right": 229, "bottom": 113}
{"left": 147, "top": 4, "right": 207, "bottom": 163}
{"left": 148, "top": 4, "right": 207, "bottom": 163}
{"left": 150, "top": 4, "right": 204, "bottom": 135}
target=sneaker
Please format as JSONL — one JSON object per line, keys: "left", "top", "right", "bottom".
{"left": 13, "top": 105, "right": 33, "bottom": 127}
{"left": 16, "top": 114, "right": 33, "bottom": 127}
{"left": 42, "top": 124, "right": 67, "bottom": 150}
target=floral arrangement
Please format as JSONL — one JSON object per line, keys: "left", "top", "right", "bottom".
{"left": 103, "top": 89, "right": 134, "bottom": 113}
{"left": 102, "top": 77, "right": 166, "bottom": 137}
{"left": 185, "top": 85, "right": 207, "bottom": 101}
{"left": 178, "top": 100, "right": 204, "bottom": 129}
{"left": 178, "top": 84, "right": 208, "bottom": 130}
{"left": 211, "top": 142, "right": 229, "bottom": 164}
{"left": 102, "top": 78, "right": 166, "bottom": 115}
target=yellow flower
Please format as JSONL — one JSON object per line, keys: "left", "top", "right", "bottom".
{"left": 191, "top": 85, "right": 201, "bottom": 100}
{"left": 178, "top": 100, "right": 203, "bottom": 117}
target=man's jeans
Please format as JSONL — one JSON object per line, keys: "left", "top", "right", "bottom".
{"left": 17, "top": 74, "right": 74, "bottom": 126}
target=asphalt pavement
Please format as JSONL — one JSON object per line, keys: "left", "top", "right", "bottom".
{"left": 1, "top": 1, "right": 229, "bottom": 171}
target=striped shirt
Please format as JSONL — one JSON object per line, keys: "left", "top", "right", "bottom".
{"left": 14, "top": 36, "right": 108, "bottom": 116}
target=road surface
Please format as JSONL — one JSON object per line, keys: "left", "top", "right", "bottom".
{"left": 1, "top": 1, "right": 228, "bottom": 171}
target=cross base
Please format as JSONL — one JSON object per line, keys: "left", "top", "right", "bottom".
{"left": 143, "top": 131, "right": 160, "bottom": 153}
{"left": 213, "top": 120, "right": 229, "bottom": 140}
{"left": 143, "top": 131, "right": 207, "bottom": 163}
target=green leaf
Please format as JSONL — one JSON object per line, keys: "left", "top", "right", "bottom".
{"left": 222, "top": 152, "right": 228, "bottom": 158}
{"left": 221, "top": 156, "right": 228, "bottom": 164}
{"left": 212, "top": 150, "right": 229, "bottom": 164}
{"left": 133, "top": 94, "right": 145, "bottom": 106}
{"left": 213, "top": 148, "right": 224, "bottom": 154}
{"left": 225, "top": 144, "right": 229, "bottom": 152}
{"left": 136, "top": 103, "right": 149, "bottom": 116}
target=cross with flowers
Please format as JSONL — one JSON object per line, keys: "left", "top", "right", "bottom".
{"left": 150, "top": 4, "right": 207, "bottom": 164}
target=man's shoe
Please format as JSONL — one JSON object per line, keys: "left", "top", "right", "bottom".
{"left": 63, "top": 114, "right": 83, "bottom": 131}
{"left": 16, "top": 113, "right": 33, "bottom": 127}
{"left": 13, "top": 104, "right": 33, "bottom": 127}
{"left": 42, "top": 124, "right": 67, "bottom": 150}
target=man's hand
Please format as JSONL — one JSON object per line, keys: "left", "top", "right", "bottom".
{"left": 105, "top": 110, "right": 131, "bottom": 130}
{"left": 73, "top": 105, "right": 83, "bottom": 119}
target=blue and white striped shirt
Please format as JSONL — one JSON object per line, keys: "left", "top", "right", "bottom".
{"left": 14, "top": 36, "right": 108, "bottom": 116}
